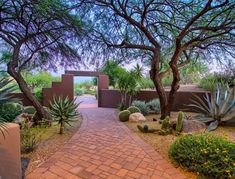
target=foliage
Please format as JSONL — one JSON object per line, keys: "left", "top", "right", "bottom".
{"left": 100, "top": 60, "right": 126, "bottom": 86}
{"left": 199, "top": 72, "right": 235, "bottom": 90}
{"left": 23, "top": 71, "right": 60, "bottom": 92}
{"left": 0, "top": 103, "right": 23, "bottom": 122}
{"left": 139, "top": 78, "right": 155, "bottom": 89}
{"left": 20, "top": 123, "right": 41, "bottom": 153}
{"left": 161, "top": 116, "right": 171, "bottom": 131}
{"left": 176, "top": 112, "right": 184, "bottom": 135}
{"left": 74, "top": 87, "right": 85, "bottom": 96}
{"left": 117, "top": 70, "right": 141, "bottom": 107}
{"left": 131, "top": 100, "right": 149, "bottom": 116}
{"left": 23, "top": 106, "right": 36, "bottom": 115}
{"left": 127, "top": 106, "right": 141, "bottom": 114}
{"left": 189, "top": 85, "right": 235, "bottom": 132}
{"left": 168, "top": 134, "right": 235, "bottom": 178}
{"left": 49, "top": 96, "right": 79, "bottom": 134}
{"left": 117, "top": 103, "right": 126, "bottom": 111}
{"left": 118, "top": 110, "right": 131, "bottom": 122}
{"left": 147, "top": 99, "right": 160, "bottom": 113}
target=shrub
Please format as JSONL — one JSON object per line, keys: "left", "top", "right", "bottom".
{"left": 161, "top": 116, "right": 171, "bottom": 131}
{"left": 168, "top": 134, "right": 235, "bottom": 178}
{"left": 176, "top": 111, "right": 184, "bottom": 135}
{"left": 23, "top": 106, "right": 36, "bottom": 114}
{"left": 0, "top": 102, "right": 22, "bottom": 122}
{"left": 118, "top": 110, "right": 131, "bottom": 122}
{"left": 35, "top": 89, "right": 43, "bottom": 101}
{"left": 127, "top": 106, "right": 141, "bottom": 114}
{"left": 117, "top": 103, "right": 126, "bottom": 111}
{"left": 49, "top": 96, "right": 79, "bottom": 134}
{"left": 74, "top": 88, "right": 85, "bottom": 96}
{"left": 21, "top": 123, "right": 41, "bottom": 153}
{"left": 131, "top": 100, "right": 149, "bottom": 115}
{"left": 147, "top": 99, "right": 160, "bottom": 113}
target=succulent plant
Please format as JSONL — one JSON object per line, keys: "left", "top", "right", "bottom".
{"left": 49, "top": 96, "right": 80, "bottom": 134}
{"left": 118, "top": 110, "right": 131, "bottom": 122}
{"left": 189, "top": 85, "right": 235, "bottom": 132}
{"left": 127, "top": 106, "right": 141, "bottom": 114}
{"left": 176, "top": 111, "right": 184, "bottom": 135}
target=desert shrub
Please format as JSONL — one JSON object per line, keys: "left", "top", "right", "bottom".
{"left": 127, "top": 106, "right": 141, "bottom": 114}
{"left": 74, "top": 88, "right": 85, "bottom": 96}
{"left": 131, "top": 100, "right": 150, "bottom": 115}
{"left": 168, "top": 134, "right": 235, "bottom": 178}
{"left": 20, "top": 123, "right": 41, "bottom": 153}
{"left": 147, "top": 99, "right": 160, "bottom": 113}
{"left": 139, "top": 78, "right": 155, "bottom": 89}
{"left": 199, "top": 73, "right": 234, "bottom": 90}
{"left": 0, "top": 102, "right": 23, "bottom": 122}
{"left": 118, "top": 110, "right": 131, "bottom": 122}
{"left": 23, "top": 106, "right": 36, "bottom": 114}
{"left": 117, "top": 103, "right": 126, "bottom": 111}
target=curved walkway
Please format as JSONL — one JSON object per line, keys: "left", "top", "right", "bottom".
{"left": 26, "top": 108, "right": 185, "bottom": 179}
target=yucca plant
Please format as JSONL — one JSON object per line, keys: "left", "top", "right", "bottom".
{"left": 49, "top": 96, "right": 80, "bottom": 134}
{"left": 189, "top": 85, "right": 235, "bottom": 132}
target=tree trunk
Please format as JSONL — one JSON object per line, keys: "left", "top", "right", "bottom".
{"left": 165, "top": 44, "right": 182, "bottom": 116}
{"left": 7, "top": 63, "right": 51, "bottom": 124}
{"left": 150, "top": 49, "right": 169, "bottom": 119}
{"left": 59, "top": 122, "right": 64, "bottom": 134}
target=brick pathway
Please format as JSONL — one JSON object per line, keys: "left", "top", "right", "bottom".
{"left": 26, "top": 108, "right": 185, "bottom": 179}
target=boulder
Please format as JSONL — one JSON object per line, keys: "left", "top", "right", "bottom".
{"left": 170, "top": 119, "right": 206, "bottom": 133}
{"left": 129, "top": 113, "right": 146, "bottom": 122}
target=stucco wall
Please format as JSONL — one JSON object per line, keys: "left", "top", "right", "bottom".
{"left": 0, "top": 123, "right": 21, "bottom": 179}
{"left": 99, "top": 89, "right": 208, "bottom": 112}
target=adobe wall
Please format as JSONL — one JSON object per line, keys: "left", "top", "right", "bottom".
{"left": 99, "top": 89, "right": 208, "bottom": 112}
{"left": 0, "top": 123, "right": 21, "bottom": 179}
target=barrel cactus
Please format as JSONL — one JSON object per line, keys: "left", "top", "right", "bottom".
{"left": 119, "top": 110, "right": 131, "bottom": 122}
{"left": 176, "top": 111, "right": 184, "bottom": 135}
{"left": 127, "top": 106, "right": 141, "bottom": 114}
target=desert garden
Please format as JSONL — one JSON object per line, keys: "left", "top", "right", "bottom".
{"left": 0, "top": 0, "right": 235, "bottom": 179}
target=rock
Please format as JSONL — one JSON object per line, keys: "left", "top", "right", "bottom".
{"left": 170, "top": 119, "right": 206, "bottom": 133}
{"left": 129, "top": 113, "right": 146, "bottom": 122}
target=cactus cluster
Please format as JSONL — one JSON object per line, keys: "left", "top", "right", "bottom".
{"left": 118, "top": 110, "right": 131, "bottom": 122}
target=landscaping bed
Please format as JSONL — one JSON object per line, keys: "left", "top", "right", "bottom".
{"left": 125, "top": 112, "right": 235, "bottom": 179}
{"left": 21, "top": 117, "right": 82, "bottom": 176}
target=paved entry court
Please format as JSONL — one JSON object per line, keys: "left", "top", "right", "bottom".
{"left": 26, "top": 108, "right": 185, "bottom": 179}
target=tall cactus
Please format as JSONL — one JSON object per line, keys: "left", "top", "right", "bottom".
{"left": 176, "top": 111, "right": 184, "bottom": 135}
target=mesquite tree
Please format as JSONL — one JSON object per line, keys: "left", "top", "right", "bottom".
{"left": 0, "top": 0, "right": 83, "bottom": 121}
{"left": 80, "top": 0, "right": 235, "bottom": 119}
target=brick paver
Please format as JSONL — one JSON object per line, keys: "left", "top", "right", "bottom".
{"left": 26, "top": 108, "right": 186, "bottom": 179}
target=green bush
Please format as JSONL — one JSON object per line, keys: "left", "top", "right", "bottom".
{"left": 131, "top": 100, "right": 149, "bottom": 115}
{"left": 168, "top": 134, "right": 235, "bottom": 178}
{"left": 23, "top": 106, "right": 36, "bottom": 114}
{"left": 35, "top": 89, "right": 43, "bottom": 101}
{"left": 147, "top": 99, "right": 160, "bottom": 113}
{"left": 0, "top": 102, "right": 23, "bottom": 122}
{"left": 127, "top": 106, "right": 141, "bottom": 114}
{"left": 118, "top": 110, "right": 131, "bottom": 122}
{"left": 74, "top": 88, "right": 85, "bottom": 96}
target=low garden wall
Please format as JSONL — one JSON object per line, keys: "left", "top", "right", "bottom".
{"left": 99, "top": 89, "right": 209, "bottom": 112}
{"left": 0, "top": 123, "right": 21, "bottom": 179}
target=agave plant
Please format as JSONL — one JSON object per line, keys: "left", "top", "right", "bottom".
{"left": 189, "top": 85, "right": 235, "bottom": 132}
{"left": 49, "top": 96, "right": 80, "bottom": 134}
{"left": 0, "top": 77, "right": 18, "bottom": 137}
